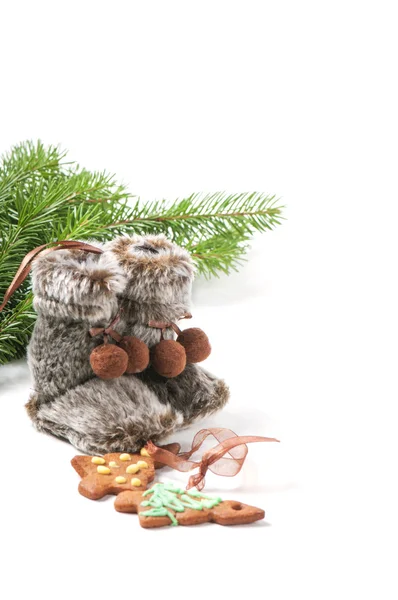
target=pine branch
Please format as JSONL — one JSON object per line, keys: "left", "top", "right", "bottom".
{"left": 0, "top": 294, "right": 35, "bottom": 365}
{"left": 103, "top": 192, "right": 283, "bottom": 241}
{"left": 0, "top": 141, "right": 68, "bottom": 207}
{"left": 0, "top": 141, "right": 284, "bottom": 364}
{"left": 186, "top": 231, "right": 251, "bottom": 278}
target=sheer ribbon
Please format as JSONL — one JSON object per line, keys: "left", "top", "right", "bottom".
{"left": 145, "top": 427, "right": 280, "bottom": 490}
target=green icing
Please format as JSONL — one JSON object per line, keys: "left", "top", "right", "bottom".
{"left": 186, "top": 488, "right": 223, "bottom": 503}
{"left": 180, "top": 494, "right": 204, "bottom": 510}
{"left": 140, "top": 506, "right": 179, "bottom": 526}
{"left": 140, "top": 483, "right": 223, "bottom": 526}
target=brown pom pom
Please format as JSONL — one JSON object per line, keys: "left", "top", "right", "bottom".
{"left": 176, "top": 327, "right": 211, "bottom": 363}
{"left": 118, "top": 336, "right": 150, "bottom": 374}
{"left": 90, "top": 344, "right": 128, "bottom": 380}
{"left": 151, "top": 339, "right": 186, "bottom": 378}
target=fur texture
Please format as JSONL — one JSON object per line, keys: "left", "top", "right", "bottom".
{"left": 106, "top": 234, "right": 195, "bottom": 346}
{"left": 26, "top": 235, "right": 230, "bottom": 454}
{"left": 32, "top": 245, "right": 126, "bottom": 322}
{"left": 27, "top": 244, "right": 125, "bottom": 401}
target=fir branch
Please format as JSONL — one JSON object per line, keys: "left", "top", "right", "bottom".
{"left": 0, "top": 294, "right": 35, "bottom": 365}
{"left": 0, "top": 140, "right": 68, "bottom": 207}
{"left": 0, "top": 141, "right": 284, "bottom": 364}
{"left": 186, "top": 231, "right": 251, "bottom": 278}
{"left": 104, "top": 192, "right": 283, "bottom": 241}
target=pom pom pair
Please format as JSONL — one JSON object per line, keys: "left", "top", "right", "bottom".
{"left": 89, "top": 313, "right": 149, "bottom": 380}
{"left": 90, "top": 336, "right": 150, "bottom": 380}
{"left": 149, "top": 320, "right": 211, "bottom": 378}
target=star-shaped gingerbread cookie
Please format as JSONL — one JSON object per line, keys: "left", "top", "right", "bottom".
{"left": 72, "top": 444, "right": 180, "bottom": 500}
{"left": 114, "top": 482, "right": 265, "bottom": 527}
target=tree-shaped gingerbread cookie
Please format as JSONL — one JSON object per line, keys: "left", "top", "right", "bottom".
{"left": 114, "top": 482, "right": 265, "bottom": 527}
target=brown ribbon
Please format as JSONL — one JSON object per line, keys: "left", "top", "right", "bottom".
{"left": 148, "top": 314, "right": 192, "bottom": 336}
{"left": 0, "top": 240, "right": 103, "bottom": 312}
{"left": 145, "top": 427, "right": 280, "bottom": 490}
{"left": 89, "top": 312, "right": 123, "bottom": 343}
{"left": 148, "top": 320, "right": 181, "bottom": 336}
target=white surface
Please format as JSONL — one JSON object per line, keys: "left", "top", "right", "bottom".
{"left": 0, "top": 1, "right": 397, "bottom": 599}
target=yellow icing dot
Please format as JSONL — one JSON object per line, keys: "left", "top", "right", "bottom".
{"left": 115, "top": 476, "right": 127, "bottom": 484}
{"left": 91, "top": 457, "right": 106, "bottom": 465}
{"left": 119, "top": 453, "right": 131, "bottom": 461}
{"left": 136, "top": 460, "right": 149, "bottom": 469}
{"left": 109, "top": 461, "right": 119, "bottom": 467}
{"left": 126, "top": 464, "right": 140, "bottom": 474}
{"left": 140, "top": 448, "right": 150, "bottom": 457}
{"left": 131, "top": 478, "right": 142, "bottom": 487}
{"left": 97, "top": 466, "right": 111, "bottom": 474}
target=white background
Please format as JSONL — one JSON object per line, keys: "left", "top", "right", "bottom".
{"left": 0, "top": 1, "right": 397, "bottom": 598}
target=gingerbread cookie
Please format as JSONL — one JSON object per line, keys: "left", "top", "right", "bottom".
{"left": 114, "top": 482, "right": 265, "bottom": 527}
{"left": 72, "top": 444, "right": 180, "bottom": 500}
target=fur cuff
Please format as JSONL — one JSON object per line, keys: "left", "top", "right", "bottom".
{"left": 31, "top": 244, "right": 126, "bottom": 323}
{"left": 106, "top": 235, "right": 194, "bottom": 309}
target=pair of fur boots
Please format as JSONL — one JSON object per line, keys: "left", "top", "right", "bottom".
{"left": 25, "top": 235, "right": 229, "bottom": 455}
